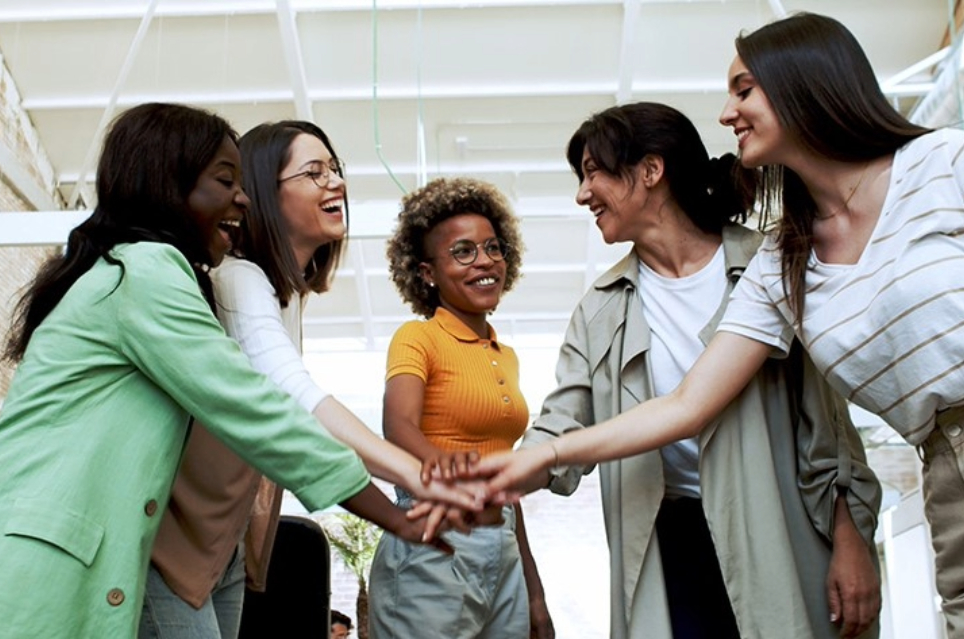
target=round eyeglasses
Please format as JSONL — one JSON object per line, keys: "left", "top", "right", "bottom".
{"left": 445, "top": 238, "right": 510, "bottom": 266}
{"left": 278, "top": 158, "right": 346, "bottom": 189}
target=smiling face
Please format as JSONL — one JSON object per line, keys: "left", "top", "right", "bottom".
{"left": 419, "top": 213, "right": 507, "bottom": 327}
{"left": 575, "top": 147, "right": 650, "bottom": 245}
{"left": 277, "top": 132, "right": 347, "bottom": 266}
{"left": 185, "top": 135, "right": 249, "bottom": 266}
{"left": 719, "top": 55, "right": 788, "bottom": 168}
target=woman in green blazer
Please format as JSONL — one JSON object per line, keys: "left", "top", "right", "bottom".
{"left": 0, "top": 103, "right": 449, "bottom": 638}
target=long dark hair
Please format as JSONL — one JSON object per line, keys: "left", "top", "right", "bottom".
{"left": 236, "top": 121, "right": 347, "bottom": 308}
{"left": 736, "top": 12, "right": 930, "bottom": 320}
{"left": 5, "top": 102, "right": 236, "bottom": 362}
{"left": 567, "top": 101, "right": 756, "bottom": 234}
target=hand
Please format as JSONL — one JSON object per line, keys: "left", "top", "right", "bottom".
{"left": 420, "top": 449, "right": 480, "bottom": 483}
{"left": 408, "top": 476, "right": 487, "bottom": 513}
{"left": 827, "top": 531, "right": 880, "bottom": 637}
{"left": 405, "top": 500, "right": 479, "bottom": 536}
{"left": 393, "top": 504, "right": 455, "bottom": 555}
{"left": 472, "top": 446, "right": 555, "bottom": 497}
{"left": 529, "top": 596, "right": 555, "bottom": 639}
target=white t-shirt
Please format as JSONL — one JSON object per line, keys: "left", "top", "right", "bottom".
{"left": 211, "top": 255, "right": 330, "bottom": 413}
{"left": 638, "top": 246, "right": 726, "bottom": 498}
{"left": 720, "top": 128, "right": 964, "bottom": 445}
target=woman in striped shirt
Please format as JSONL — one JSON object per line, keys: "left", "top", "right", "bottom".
{"left": 475, "top": 12, "right": 964, "bottom": 638}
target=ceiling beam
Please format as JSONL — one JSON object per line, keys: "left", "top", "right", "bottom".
{"left": 615, "top": 0, "right": 643, "bottom": 105}
{"left": 66, "top": 0, "right": 159, "bottom": 209}
{"left": 22, "top": 73, "right": 927, "bottom": 112}
{"left": 0, "top": 0, "right": 732, "bottom": 23}
{"left": 275, "top": 0, "right": 313, "bottom": 121}
{"left": 0, "top": 211, "right": 88, "bottom": 246}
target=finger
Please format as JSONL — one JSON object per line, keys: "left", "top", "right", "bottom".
{"left": 827, "top": 580, "right": 841, "bottom": 625}
{"left": 421, "top": 504, "right": 447, "bottom": 541}
{"left": 405, "top": 500, "right": 435, "bottom": 520}
{"left": 840, "top": 589, "right": 859, "bottom": 638}
{"left": 420, "top": 459, "right": 437, "bottom": 485}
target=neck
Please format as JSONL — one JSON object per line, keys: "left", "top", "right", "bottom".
{"left": 440, "top": 303, "right": 489, "bottom": 339}
{"left": 633, "top": 205, "right": 722, "bottom": 278}
{"left": 788, "top": 155, "right": 890, "bottom": 220}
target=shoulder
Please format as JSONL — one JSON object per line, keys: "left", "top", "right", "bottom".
{"left": 570, "top": 250, "right": 637, "bottom": 322}
{"left": 390, "top": 319, "right": 434, "bottom": 345}
{"left": 902, "top": 129, "right": 964, "bottom": 160}
{"left": 212, "top": 256, "right": 275, "bottom": 296}
{"left": 109, "top": 242, "right": 196, "bottom": 292}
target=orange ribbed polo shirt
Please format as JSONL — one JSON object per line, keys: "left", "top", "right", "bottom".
{"left": 386, "top": 307, "right": 529, "bottom": 457}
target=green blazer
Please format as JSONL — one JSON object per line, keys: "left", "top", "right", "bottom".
{"left": 0, "top": 243, "right": 369, "bottom": 638}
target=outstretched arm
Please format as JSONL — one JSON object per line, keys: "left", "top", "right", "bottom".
{"left": 478, "top": 332, "right": 771, "bottom": 494}
{"left": 313, "top": 395, "right": 482, "bottom": 510}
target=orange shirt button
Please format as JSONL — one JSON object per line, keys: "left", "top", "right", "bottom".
{"left": 144, "top": 499, "right": 158, "bottom": 516}
{"left": 482, "top": 343, "right": 489, "bottom": 349}
{"left": 107, "top": 588, "right": 125, "bottom": 606}
{"left": 498, "top": 379, "right": 505, "bottom": 385}
{"left": 491, "top": 360, "right": 498, "bottom": 366}
{"left": 503, "top": 396, "right": 510, "bottom": 403}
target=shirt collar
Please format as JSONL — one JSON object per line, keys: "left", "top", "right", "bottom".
{"left": 432, "top": 306, "right": 501, "bottom": 348}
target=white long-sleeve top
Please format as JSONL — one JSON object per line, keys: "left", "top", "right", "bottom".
{"left": 211, "top": 255, "right": 329, "bottom": 413}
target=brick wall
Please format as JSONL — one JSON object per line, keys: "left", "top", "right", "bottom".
{"left": 0, "top": 54, "right": 62, "bottom": 397}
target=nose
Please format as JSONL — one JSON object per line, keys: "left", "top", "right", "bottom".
{"left": 719, "top": 96, "right": 737, "bottom": 127}
{"left": 235, "top": 188, "right": 251, "bottom": 210}
{"left": 575, "top": 176, "right": 591, "bottom": 207}
{"left": 474, "top": 244, "right": 496, "bottom": 266}
{"left": 327, "top": 170, "right": 346, "bottom": 190}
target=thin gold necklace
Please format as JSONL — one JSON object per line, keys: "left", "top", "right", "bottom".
{"left": 815, "top": 162, "right": 871, "bottom": 220}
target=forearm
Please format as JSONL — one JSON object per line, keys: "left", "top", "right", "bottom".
{"left": 339, "top": 482, "right": 408, "bottom": 535}
{"left": 832, "top": 493, "right": 868, "bottom": 549}
{"left": 515, "top": 504, "right": 547, "bottom": 603}
{"left": 552, "top": 333, "right": 768, "bottom": 468}
{"left": 313, "top": 396, "right": 423, "bottom": 493}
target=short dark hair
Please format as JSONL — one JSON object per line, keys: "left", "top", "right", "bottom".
{"left": 237, "top": 121, "right": 347, "bottom": 308}
{"left": 5, "top": 102, "right": 236, "bottom": 362}
{"left": 386, "top": 177, "right": 524, "bottom": 319}
{"left": 330, "top": 609, "right": 352, "bottom": 629}
{"left": 567, "top": 101, "right": 754, "bottom": 234}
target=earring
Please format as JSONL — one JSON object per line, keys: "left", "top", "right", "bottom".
{"left": 428, "top": 282, "right": 435, "bottom": 288}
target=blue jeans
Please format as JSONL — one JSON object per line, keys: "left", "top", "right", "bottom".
{"left": 139, "top": 544, "right": 247, "bottom": 639}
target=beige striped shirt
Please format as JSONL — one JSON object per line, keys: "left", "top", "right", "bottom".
{"left": 719, "top": 128, "right": 964, "bottom": 445}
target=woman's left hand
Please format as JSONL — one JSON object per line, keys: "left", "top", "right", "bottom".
{"left": 826, "top": 528, "right": 880, "bottom": 637}
{"left": 529, "top": 596, "right": 555, "bottom": 639}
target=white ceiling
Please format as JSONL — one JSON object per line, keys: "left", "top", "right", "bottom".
{"left": 0, "top": 0, "right": 955, "bottom": 349}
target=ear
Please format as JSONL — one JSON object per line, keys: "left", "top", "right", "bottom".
{"left": 639, "top": 154, "right": 665, "bottom": 188}
{"left": 418, "top": 262, "right": 435, "bottom": 288}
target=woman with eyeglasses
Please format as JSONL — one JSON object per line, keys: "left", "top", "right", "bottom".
{"left": 368, "top": 177, "right": 554, "bottom": 639}
{"left": 142, "top": 122, "right": 482, "bottom": 639}
{"left": 0, "top": 103, "right": 450, "bottom": 638}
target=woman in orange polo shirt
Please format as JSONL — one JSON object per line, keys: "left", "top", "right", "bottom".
{"left": 369, "top": 177, "right": 553, "bottom": 639}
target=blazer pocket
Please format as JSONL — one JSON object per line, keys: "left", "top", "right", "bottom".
{"left": 3, "top": 498, "right": 105, "bottom": 567}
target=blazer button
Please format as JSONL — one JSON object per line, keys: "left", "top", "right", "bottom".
{"left": 144, "top": 499, "right": 158, "bottom": 516}
{"left": 107, "top": 588, "right": 125, "bottom": 606}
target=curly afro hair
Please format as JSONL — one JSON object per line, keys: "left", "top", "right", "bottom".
{"left": 386, "top": 177, "right": 524, "bottom": 319}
